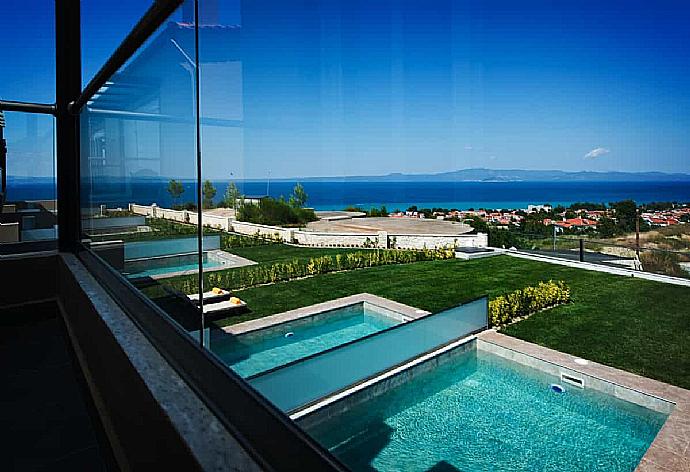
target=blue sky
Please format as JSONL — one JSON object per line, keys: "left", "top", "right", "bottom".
{"left": 2, "top": 0, "right": 690, "bottom": 179}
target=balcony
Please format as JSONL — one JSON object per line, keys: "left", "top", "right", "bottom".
{"left": 2, "top": 1, "right": 690, "bottom": 471}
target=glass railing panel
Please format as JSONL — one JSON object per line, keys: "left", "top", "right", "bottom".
{"left": 248, "top": 297, "right": 488, "bottom": 413}
{"left": 1, "top": 111, "right": 57, "bottom": 246}
{"left": 196, "top": 0, "right": 245, "bottom": 336}
{"left": 80, "top": 1, "right": 155, "bottom": 84}
{"left": 79, "top": 1, "right": 204, "bottom": 336}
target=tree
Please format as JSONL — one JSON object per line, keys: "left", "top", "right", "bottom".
{"left": 224, "top": 181, "right": 241, "bottom": 209}
{"left": 289, "top": 183, "right": 308, "bottom": 208}
{"left": 368, "top": 205, "right": 388, "bottom": 217}
{"left": 597, "top": 217, "right": 617, "bottom": 238}
{"left": 202, "top": 180, "right": 217, "bottom": 209}
{"left": 568, "top": 202, "right": 606, "bottom": 211}
{"left": 467, "top": 216, "right": 489, "bottom": 233}
{"left": 612, "top": 200, "right": 638, "bottom": 233}
{"left": 167, "top": 179, "right": 185, "bottom": 207}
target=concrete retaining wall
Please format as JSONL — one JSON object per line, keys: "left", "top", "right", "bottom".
{"left": 293, "top": 231, "right": 376, "bottom": 247}
{"left": 393, "top": 232, "right": 487, "bottom": 249}
{"left": 202, "top": 214, "right": 232, "bottom": 231}
{"left": 129, "top": 204, "right": 488, "bottom": 249}
{"left": 229, "top": 220, "right": 293, "bottom": 242}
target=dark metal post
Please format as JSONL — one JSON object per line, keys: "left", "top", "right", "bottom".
{"left": 579, "top": 238, "right": 585, "bottom": 262}
{"left": 0, "top": 112, "right": 6, "bottom": 205}
{"left": 55, "top": 0, "right": 82, "bottom": 252}
{"left": 193, "top": 0, "right": 205, "bottom": 347}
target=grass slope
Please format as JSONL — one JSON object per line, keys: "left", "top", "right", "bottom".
{"left": 225, "top": 244, "right": 360, "bottom": 265}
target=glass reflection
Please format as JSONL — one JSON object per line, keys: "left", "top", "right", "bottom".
{"left": 0, "top": 111, "right": 57, "bottom": 244}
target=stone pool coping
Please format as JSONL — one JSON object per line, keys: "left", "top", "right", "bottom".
{"left": 222, "top": 293, "right": 430, "bottom": 336}
{"left": 478, "top": 331, "right": 690, "bottom": 472}
{"left": 130, "top": 250, "right": 256, "bottom": 280}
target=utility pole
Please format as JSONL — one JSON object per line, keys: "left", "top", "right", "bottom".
{"left": 635, "top": 207, "right": 640, "bottom": 258}
{"left": 266, "top": 169, "right": 271, "bottom": 196}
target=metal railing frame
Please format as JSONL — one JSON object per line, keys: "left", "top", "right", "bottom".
{"left": 3, "top": 0, "right": 348, "bottom": 469}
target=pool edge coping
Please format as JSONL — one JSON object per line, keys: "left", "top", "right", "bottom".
{"left": 126, "top": 249, "right": 257, "bottom": 280}
{"left": 222, "top": 293, "right": 430, "bottom": 336}
{"left": 478, "top": 331, "right": 690, "bottom": 472}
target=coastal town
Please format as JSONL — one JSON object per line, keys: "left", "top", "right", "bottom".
{"left": 389, "top": 202, "right": 690, "bottom": 232}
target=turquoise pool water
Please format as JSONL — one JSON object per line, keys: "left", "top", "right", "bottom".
{"left": 212, "top": 304, "right": 402, "bottom": 378}
{"left": 304, "top": 348, "right": 668, "bottom": 472}
{"left": 126, "top": 259, "right": 222, "bottom": 278}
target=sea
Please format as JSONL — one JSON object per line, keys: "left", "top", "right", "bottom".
{"left": 7, "top": 179, "right": 690, "bottom": 211}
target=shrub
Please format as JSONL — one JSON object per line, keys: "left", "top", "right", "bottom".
{"left": 169, "top": 248, "right": 454, "bottom": 294}
{"left": 237, "top": 197, "right": 317, "bottom": 226}
{"left": 640, "top": 251, "right": 687, "bottom": 278}
{"left": 220, "top": 232, "right": 273, "bottom": 249}
{"left": 489, "top": 280, "right": 570, "bottom": 327}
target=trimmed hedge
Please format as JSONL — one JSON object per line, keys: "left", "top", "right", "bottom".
{"left": 489, "top": 280, "right": 570, "bottom": 327}
{"left": 170, "top": 248, "right": 455, "bottom": 294}
{"left": 220, "top": 232, "right": 275, "bottom": 250}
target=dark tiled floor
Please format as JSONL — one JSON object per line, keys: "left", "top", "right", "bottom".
{"left": 0, "top": 301, "right": 114, "bottom": 471}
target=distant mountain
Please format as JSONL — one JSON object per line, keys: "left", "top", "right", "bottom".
{"left": 60, "top": 168, "right": 690, "bottom": 183}
{"left": 294, "top": 168, "right": 690, "bottom": 183}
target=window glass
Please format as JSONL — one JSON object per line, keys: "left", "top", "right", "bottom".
{"left": 1, "top": 111, "right": 57, "bottom": 244}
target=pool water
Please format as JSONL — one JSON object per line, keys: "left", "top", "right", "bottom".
{"left": 126, "top": 259, "right": 222, "bottom": 278}
{"left": 304, "top": 349, "right": 668, "bottom": 472}
{"left": 212, "top": 304, "right": 403, "bottom": 378}
{"left": 124, "top": 253, "right": 223, "bottom": 278}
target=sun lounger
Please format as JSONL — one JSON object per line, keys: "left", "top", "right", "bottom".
{"left": 201, "top": 298, "right": 247, "bottom": 315}
{"left": 187, "top": 288, "right": 231, "bottom": 305}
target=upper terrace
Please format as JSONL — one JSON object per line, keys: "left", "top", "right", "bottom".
{"left": 2, "top": 1, "right": 690, "bottom": 470}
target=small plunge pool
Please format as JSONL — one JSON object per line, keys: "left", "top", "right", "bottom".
{"left": 212, "top": 303, "right": 405, "bottom": 378}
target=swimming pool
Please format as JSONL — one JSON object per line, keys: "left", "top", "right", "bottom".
{"left": 212, "top": 303, "right": 405, "bottom": 378}
{"left": 124, "top": 253, "right": 223, "bottom": 278}
{"left": 303, "top": 346, "right": 668, "bottom": 472}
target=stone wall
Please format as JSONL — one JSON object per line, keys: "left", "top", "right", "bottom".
{"left": 230, "top": 220, "right": 294, "bottom": 242}
{"left": 393, "top": 232, "right": 487, "bottom": 250}
{"left": 128, "top": 203, "right": 488, "bottom": 249}
{"left": 293, "top": 231, "right": 377, "bottom": 248}
{"left": 201, "top": 214, "right": 232, "bottom": 231}
{"left": 130, "top": 203, "right": 154, "bottom": 216}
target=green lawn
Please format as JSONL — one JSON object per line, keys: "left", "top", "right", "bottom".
{"left": 137, "top": 243, "right": 364, "bottom": 299}
{"left": 217, "top": 255, "right": 690, "bottom": 389}
{"left": 225, "top": 244, "right": 360, "bottom": 265}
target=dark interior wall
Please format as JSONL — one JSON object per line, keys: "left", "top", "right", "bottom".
{"left": 0, "top": 253, "right": 203, "bottom": 470}
{"left": 0, "top": 253, "right": 58, "bottom": 307}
